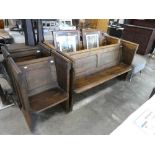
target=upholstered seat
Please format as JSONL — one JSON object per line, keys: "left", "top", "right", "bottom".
{"left": 132, "top": 54, "right": 146, "bottom": 74}
{"left": 128, "top": 54, "right": 147, "bottom": 80}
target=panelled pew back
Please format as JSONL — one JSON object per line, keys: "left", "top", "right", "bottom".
{"left": 45, "top": 36, "right": 139, "bottom": 110}
{"left": 2, "top": 43, "right": 71, "bottom": 130}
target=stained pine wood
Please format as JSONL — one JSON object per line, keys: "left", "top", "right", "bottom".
{"left": 48, "top": 37, "right": 139, "bottom": 110}
{"left": 4, "top": 43, "right": 71, "bottom": 130}
{"left": 74, "top": 64, "right": 131, "bottom": 93}
{"left": 2, "top": 43, "right": 50, "bottom": 61}
{"left": 15, "top": 55, "right": 38, "bottom": 62}
{"left": 17, "top": 57, "right": 58, "bottom": 96}
{"left": 6, "top": 43, "right": 38, "bottom": 52}
{"left": 29, "top": 88, "right": 68, "bottom": 113}
{"left": 121, "top": 39, "right": 139, "bottom": 65}
{"left": 44, "top": 37, "right": 138, "bottom": 112}
{"left": 69, "top": 43, "right": 121, "bottom": 78}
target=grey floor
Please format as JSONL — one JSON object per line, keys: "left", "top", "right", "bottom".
{"left": 0, "top": 56, "right": 155, "bottom": 135}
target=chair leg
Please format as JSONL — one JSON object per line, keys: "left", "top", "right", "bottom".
{"left": 140, "top": 70, "right": 142, "bottom": 75}
{"left": 129, "top": 74, "right": 133, "bottom": 82}
{"left": 126, "top": 71, "right": 133, "bottom": 82}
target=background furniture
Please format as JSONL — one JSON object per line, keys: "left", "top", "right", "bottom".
{"left": 122, "top": 24, "right": 155, "bottom": 55}
{"left": 96, "top": 19, "right": 109, "bottom": 32}
{"left": 0, "top": 29, "right": 14, "bottom": 47}
{"left": 108, "top": 26, "right": 124, "bottom": 38}
{"left": 127, "top": 19, "right": 155, "bottom": 28}
{"left": 0, "top": 52, "right": 14, "bottom": 110}
{"left": 0, "top": 67, "right": 14, "bottom": 110}
{"left": 128, "top": 54, "right": 147, "bottom": 80}
{"left": 0, "top": 20, "right": 4, "bottom": 29}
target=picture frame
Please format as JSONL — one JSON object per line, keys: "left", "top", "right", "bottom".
{"left": 53, "top": 30, "right": 80, "bottom": 52}
{"left": 82, "top": 29, "right": 104, "bottom": 49}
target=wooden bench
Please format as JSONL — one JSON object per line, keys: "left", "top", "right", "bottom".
{"left": 2, "top": 43, "right": 52, "bottom": 108}
{"left": 2, "top": 43, "right": 51, "bottom": 62}
{"left": 3, "top": 43, "right": 71, "bottom": 130}
{"left": 45, "top": 37, "right": 139, "bottom": 110}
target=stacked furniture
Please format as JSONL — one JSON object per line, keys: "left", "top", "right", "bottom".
{"left": 122, "top": 24, "right": 155, "bottom": 55}
{"left": 127, "top": 19, "right": 155, "bottom": 28}
{"left": 129, "top": 54, "right": 147, "bottom": 81}
{"left": 2, "top": 43, "right": 71, "bottom": 130}
{"left": 108, "top": 26, "right": 124, "bottom": 38}
{"left": 1, "top": 29, "right": 139, "bottom": 130}
{"left": 0, "top": 63, "right": 14, "bottom": 110}
{"left": 0, "top": 29, "right": 14, "bottom": 48}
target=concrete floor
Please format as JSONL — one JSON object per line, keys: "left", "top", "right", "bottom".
{"left": 0, "top": 56, "right": 155, "bottom": 135}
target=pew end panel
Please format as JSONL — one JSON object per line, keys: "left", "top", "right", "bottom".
{"left": 7, "top": 53, "right": 70, "bottom": 129}
{"left": 43, "top": 41, "right": 72, "bottom": 110}
{"left": 16, "top": 56, "right": 69, "bottom": 113}
{"left": 105, "top": 35, "right": 121, "bottom": 45}
{"left": 120, "top": 39, "right": 139, "bottom": 65}
{"left": 41, "top": 42, "right": 71, "bottom": 93}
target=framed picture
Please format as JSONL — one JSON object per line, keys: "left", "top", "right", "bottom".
{"left": 82, "top": 29, "right": 104, "bottom": 49}
{"left": 53, "top": 30, "right": 80, "bottom": 52}
{"left": 86, "top": 33, "right": 99, "bottom": 49}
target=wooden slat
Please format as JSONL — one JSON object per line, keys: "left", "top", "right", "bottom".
{"left": 7, "top": 43, "right": 39, "bottom": 52}
{"left": 29, "top": 88, "right": 68, "bottom": 113}
{"left": 15, "top": 55, "right": 37, "bottom": 62}
{"left": 65, "top": 43, "right": 120, "bottom": 58}
{"left": 74, "top": 64, "right": 131, "bottom": 93}
{"left": 18, "top": 56, "right": 58, "bottom": 97}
